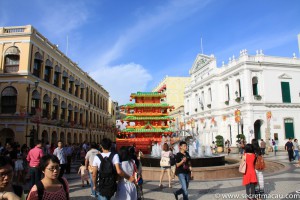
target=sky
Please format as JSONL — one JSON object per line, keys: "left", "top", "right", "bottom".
{"left": 1, "top": 0, "right": 300, "bottom": 105}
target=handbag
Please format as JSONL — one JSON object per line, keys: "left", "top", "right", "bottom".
{"left": 160, "top": 156, "right": 170, "bottom": 167}
{"left": 255, "top": 155, "right": 265, "bottom": 170}
{"left": 239, "top": 154, "right": 247, "bottom": 174}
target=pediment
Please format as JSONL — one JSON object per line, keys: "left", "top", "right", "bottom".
{"left": 190, "top": 54, "right": 215, "bottom": 74}
{"left": 278, "top": 73, "right": 292, "bottom": 79}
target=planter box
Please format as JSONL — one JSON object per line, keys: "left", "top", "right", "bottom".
{"left": 217, "top": 146, "right": 223, "bottom": 153}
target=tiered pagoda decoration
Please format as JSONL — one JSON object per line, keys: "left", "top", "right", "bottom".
{"left": 116, "top": 92, "right": 175, "bottom": 154}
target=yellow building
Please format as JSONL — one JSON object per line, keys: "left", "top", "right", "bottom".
{"left": 0, "top": 25, "right": 114, "bottom": 147}
{"left": 152, "top": 76, "right": 190, "bottom": 109}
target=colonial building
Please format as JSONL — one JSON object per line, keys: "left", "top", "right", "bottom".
{"left": 152, "top": 76, "right": 190, "bottom": 109}
{"left": 184, "top": 50, "right": 300, "bottom": 148}
{"left": 0, "top": 25, "right": 113, "bottom": 147}
{"left": 152, "top": 76, "right": 190, "bottom": 134}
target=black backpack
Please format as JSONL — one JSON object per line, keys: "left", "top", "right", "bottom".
{"left": 12, "top": 185, "right": 23, "bottom": 198}
{"left": 26, "top": 177, "right": 69, "bottom": 200}
{"left": 97, "top": 153, "right": 117, "bottom": 198}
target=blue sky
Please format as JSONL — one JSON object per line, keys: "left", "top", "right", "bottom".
{"left": 1, "top": 0, "right": 300, "bottom": 105}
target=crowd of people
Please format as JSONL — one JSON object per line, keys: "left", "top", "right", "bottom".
{"left": 0, "top": 138, "right": 144, "bottom": 200}
{"left": 0, "top": 135, "right": 299, "bottom": 200}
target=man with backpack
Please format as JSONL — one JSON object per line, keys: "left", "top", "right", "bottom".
{"left": 92, "top": 138, "right": 135, "bottom": 200}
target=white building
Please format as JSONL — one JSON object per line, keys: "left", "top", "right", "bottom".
{"left": 184, "top": 50, "right": 300, "bottom": 148}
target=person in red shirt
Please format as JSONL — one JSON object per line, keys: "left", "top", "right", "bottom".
{"left": 27, "top": 140, "right": 44, "bottom": 189}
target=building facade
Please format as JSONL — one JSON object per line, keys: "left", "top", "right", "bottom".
{"left": 152, "top": 76, "right": 190, "bottom": 109}
{"left": 184, "top": 50, "right": 300, "bottom": 148}
{"left": 0, "top": 25, "right": 114, "bottom": 146}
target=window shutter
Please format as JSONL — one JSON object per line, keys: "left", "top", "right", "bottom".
{"left": 281, "top": 82, "right": 291, "bottom": 103}
{"left": 284, "top": 120, "right": 294, "bottom": 138}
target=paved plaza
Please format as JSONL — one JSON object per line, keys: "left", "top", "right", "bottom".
{"left": 34, "top": 151, "right": 300, "bottom": 200}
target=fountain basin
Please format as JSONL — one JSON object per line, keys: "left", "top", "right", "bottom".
{"left": 141, "top": 157, "right": 241, "bottom": 181}
{"left": 141, "top": 154, "right": 226, "bottom": 167}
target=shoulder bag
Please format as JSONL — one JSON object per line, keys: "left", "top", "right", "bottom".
{"left": 239, "top": 154, "right": 247, "bottom": 174}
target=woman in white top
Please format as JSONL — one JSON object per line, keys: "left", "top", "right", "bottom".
{"left": 115, "top": 146, "right": 137, "bottom": 200}
{"left": 159, "top": 143, "right": 173, "bottom": 188}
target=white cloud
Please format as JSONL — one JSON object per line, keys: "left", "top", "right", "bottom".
{"left": 37, "top": 1, "right": 89, "bottom": 36}
{"left": 96, "top": 0, "right": 212, "bottom": 66}
{"left": 90, "top": 63, "right": 152, "bottom": 105}
{"left": 89, "top": 0, "right": 212, "bottom": 104}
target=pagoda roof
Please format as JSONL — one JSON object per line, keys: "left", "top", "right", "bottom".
{"left": 130, "top": 92, "right": 165, "bottom": 98}
{"left": 124, "top": 116, "right": 173, "bottom": 120}
{"left": 123, "top": 103, "right": 172, "bottom": 108}
{"left": 121, "top": 128, "right": 174, "bottom": 133}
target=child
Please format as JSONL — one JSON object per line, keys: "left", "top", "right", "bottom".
{"left": 14, "top": 153, "right": 24, "bottom": 184}
{"left": 78, "top": 160, "right": 89, "bottom": 187}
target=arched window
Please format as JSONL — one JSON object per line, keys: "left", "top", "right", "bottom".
{"left": 31, "top": 90, "right": 40, "bottom": 115}
{"left": 86, "top": 88, "right": 89, "bottom": 102}
{"left": 69, "top": 75, "right": 74, "bottom": 94}
{"left": 225, "top": 84, "right": 230, "bottom": 101}
{"left": 44, "top": 59, "right": 53, "bottom": 83}
{"left": 54, "top": 65, "right": 61, "bottom": 87}
{"left": 61, "top": 101, "right": 67, "bottom": 120}
{"left": 252, "top": 77, "right": 258, "bottom": 95}
{"left": 68, "top": 104, "right": 73, "bottom": 122}
{"left": 42, "top": 94, "right": 51, "bottom": 118}
{"left": 80, "top": 83, "right": 85, "bottom": 99}
{"left": 75, "top": 80, "right": 80, "bottom": 97}
{"left": 79, "top": 108, "right": 83, "bottom": 125}
{"left": 1, "top": 87, "right": 17, "bottom": 113}
{"left": 90, "top": 90, "right": 93, "bottom": 104}
{"left": 74, "top": 106, "right": 79, "bottom": 124}
{"left": 62, "top": 71, "right": 68, "bottom": 91}
{"left": 208, "top": 88, "right": 212, "bottom": 103}
{"left": 100, "top": 97, "right": 103, "bottom": 110}
{"left": 236, "top": 79, "right": 241, "bottom": 97}
{"left": 52, "top": 98, "right": 59, "bottom": 120}
{"left": 4, "top": 46, "right": 20, "bottom": 73}
{"left": 33, "top": 52, "right": 43, "bottom": 78}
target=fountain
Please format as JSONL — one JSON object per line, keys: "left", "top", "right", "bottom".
{"left": 205, "top": 145, "right": 213, "bottom": 157}
{"left": 150, "top": 142, "right": 161, "bottom": 157}
{"left": 142, "top": 136, "right": 225, "bottom": 167}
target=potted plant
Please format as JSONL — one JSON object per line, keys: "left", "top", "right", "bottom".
{"left": 215, "top": 135, "right": 224, "bottom": 153}
{"left": 254, "top": 95, "right": 262, "bottom": 100}
{"left": 236, "top": 134, "right": 246, "bottom": 143}
{"left": 225, "top": 100, "right": 229, "bottom": 105}
{"left": 207, "top": 104, "right": 211, "bottom": 108}
{"left": 235, "top": 97, "right": 241, "bottom": 103}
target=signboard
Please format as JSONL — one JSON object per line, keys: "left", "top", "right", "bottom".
{"left": 273, "top": 125, "right": 281, "bottom": 129}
